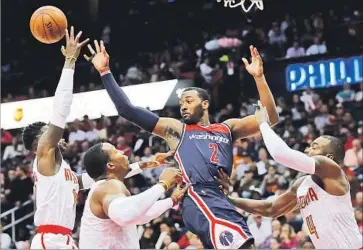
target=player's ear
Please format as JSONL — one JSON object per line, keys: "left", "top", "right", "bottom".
{"left": 202, "top": 100, "right": 209, "bottom": 110}
{"left": 107, "top": 162, "right": 115, "bottom": 170}
{"left": 326, "top": 154, "right": 334, "bottom": 160}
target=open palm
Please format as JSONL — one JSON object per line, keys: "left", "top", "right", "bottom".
{"left": 84, "top": 40, "right": 110, "bottom": 73}
{"left": 242, "top": 45, "right": 263, "bottom": 77}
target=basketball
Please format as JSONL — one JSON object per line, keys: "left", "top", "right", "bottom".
{"left": 30, "top": 6, "right": 67, "bottom": 44}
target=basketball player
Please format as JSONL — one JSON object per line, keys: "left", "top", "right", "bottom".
{"left": 22, "top": 29, "right": 171, "bottom": 249}
{"left": 79, "top": 142, "right": 189, "bottom": 249}
{"left": 219, "top": 101, "right": 362, "bottom": 249}
{"left": 84, "top": 40, "right": 278, "bottom": 249}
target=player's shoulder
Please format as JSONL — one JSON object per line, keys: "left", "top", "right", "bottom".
{"left": 93, "top": 179, "right": 128, "bottom": 198}
{"left": 291, "top": 176, "right": 309, "bottom": 192}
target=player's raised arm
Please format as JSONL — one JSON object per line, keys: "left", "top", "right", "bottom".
{"left": 97, "top": 168, "right": 182, "bottom": 227}
{"left": 254, "top": 102, "right": 346, "bottom": 189}
{"left": 37, "top": 27, "right": 89, "bottom": 176}
{"left": 85, "top": 41, "right": 183, "bottom": 145}
{"left": 224, "top": 45, "right": 278, "bottom": 140}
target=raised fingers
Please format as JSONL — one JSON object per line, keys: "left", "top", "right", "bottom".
{"left": 70, "top": 26, "right": 74, "bottom": 40}
{"left": 94, "top": 40, "right": 101, "bottom": 53}
{"left": 78, "top": 38, "right": 90, "bottom": 48}
{"left": 65, "top": 29, "right": 69, "bottom": 43}
{"left": 242, "top": 57, "right": 249, "bottom": 67}
{"left": 87, "top": 44, "right": 96, "bottom": 55}
{"left": 75, "top": 31, "right": 82, "bottom": 43}
{"left": 83, "top": 54, "right": 91, "bottom": 61}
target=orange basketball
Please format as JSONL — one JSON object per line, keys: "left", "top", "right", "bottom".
{"left": 30, "top": 6, "right": 67, "bottom": 44}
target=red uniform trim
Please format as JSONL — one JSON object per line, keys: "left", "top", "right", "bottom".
{"left": 185, "top": 124, "right": 230, "bottom": 134}
{"left": 37, "top": 225, "right": 72, "bottom": 235}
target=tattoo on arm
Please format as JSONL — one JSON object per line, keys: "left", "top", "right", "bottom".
{"left": 164, "top": 125, "right": 181, "bottom": 141}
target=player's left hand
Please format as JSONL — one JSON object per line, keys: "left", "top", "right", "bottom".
{"left": 171, "top": 183, "right": 191, "bottom": 205}
{"left": 254, "top": 100, "right": 270, "bottom": 125}
{"left": 140, "top": 151, "right": 175, "bottom": 169}
{"left": 214, "top": 168, "right": 230, "bottom": 195}
{"left": 242, "top": 45, "right": 263, "bottom": 77}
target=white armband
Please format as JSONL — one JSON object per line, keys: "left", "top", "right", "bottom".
{"left": 125, "top": 162, "right": 143, "bottom": 179}
{"left": 260, "top": 122, "right": 316, "bottom": 174}
{"left": 49, "top": 69, "right": 74, "bottom": 128}
{"left": 81, "top": 173, "right": 95, "bottom": 190}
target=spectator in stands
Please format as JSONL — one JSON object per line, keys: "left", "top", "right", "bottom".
{"left": 279, "top": 224, "right": 298, "bottom": 249}
{"left": 306, "top": 36, "right": 327, "bottom": 55}
{"left": 68, "top": 121, "right": 86, "bottom": 144}
{"left": 344, "top": 139, "right": 363, "bottom": 168}
{"left": 2, "top": 138, "right": 24, "bottom": 161}
{"left": 314, "top": 104, "right": 331, "bottom": 131}
{"left": 336, "top": 83, "right": 356, "bottom": 103}
{"left": 199, "top": 57, "right": 215, "bottom": 86}
{"left": 249, "top": 215, "right": 272, "bottom": 247}
{"left": 268, "top": 22, "right": 287, "bottom": 45}
{"left": 285, "top": 40, "right": 306, "bottom": 58}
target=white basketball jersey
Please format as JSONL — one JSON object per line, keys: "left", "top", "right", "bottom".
{"left": 296, "top": 176, "right": 362, "bottom": 249}
{"left": 32, "top": 157, "right": 79, "bottom": 230}
{"left": 79, "top": 180, "right": 140, "bottom": 249}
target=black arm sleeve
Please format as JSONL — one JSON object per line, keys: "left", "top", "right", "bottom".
{"left": 101, "top": 72, "right": 159, "bottom": 132}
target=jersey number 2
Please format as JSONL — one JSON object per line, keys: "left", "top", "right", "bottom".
{"left": 209, "top": 143, "right": 219, "bottom": 164}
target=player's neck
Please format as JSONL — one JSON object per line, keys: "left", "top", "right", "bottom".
{"left": 104, "top": 172, "right": 125, "bottom": 182}
{"left": 197, "top": 115, "right": 210, "bottom": 126}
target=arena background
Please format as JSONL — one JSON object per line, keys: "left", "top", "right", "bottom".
{"left": 1, "top": 0, "right": 362, "bottom": 249}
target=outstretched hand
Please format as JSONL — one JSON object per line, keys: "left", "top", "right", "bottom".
{"left": 84, "top": 40, "right": 110, "bottom": 74}
{"left": 61, "top": 26, "right": 89, "bottom": 60}
{"left": 140, "top": 151, "right": 175, "bottom": 170}
{"left": 242, "top": 45, "right": 264, "bottom": 77}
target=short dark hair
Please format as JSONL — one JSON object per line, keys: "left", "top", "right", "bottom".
{"left": 83, "top": 143, "right": 109, "bottom": 179}
{"left": 182, "top": 87, "right": 210, "bottom": 102}
{"left": 22, "top": 122, "right": 46, "bottom": 151}
{"left": 321, "top": 135, "right": 345, "bottom": 164}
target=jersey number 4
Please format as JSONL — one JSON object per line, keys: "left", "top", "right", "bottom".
{"left": 209, "top": 143, "right": 219, "bottom": 164}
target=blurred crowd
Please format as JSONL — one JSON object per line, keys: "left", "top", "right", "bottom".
{"left": 2, "top": 81, "right": 363, "bottom": 249}
{"left": 1, "top": 0, "right": 362, "bottom": 104}
{"left": 1, "top": 0, "right": 363, "bottom": 249}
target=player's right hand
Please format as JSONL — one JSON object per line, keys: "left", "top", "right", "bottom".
{"left": 84, "top": 40, "right": 110, "bottom": 74}
{"left": 158, "top": 168, "right": 182, "bottom": 191}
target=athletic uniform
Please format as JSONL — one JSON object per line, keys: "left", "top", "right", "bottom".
{"left": 79, "top": 180, "right": 140, "bottom": 249}
{"left": 297, "top": 176, "right": 362, "bottom": 249}
{"left": 175, "top": 124, "right": 253, "bottom": 249}
{"left": 30, "top": 158, "right": 79, "bottom": 249}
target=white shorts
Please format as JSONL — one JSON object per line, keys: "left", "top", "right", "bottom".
{"left": 30, "top": 233, "right": 77, "bottom": 249}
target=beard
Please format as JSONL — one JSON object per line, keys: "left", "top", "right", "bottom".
{"left": 182, "top": 104, "right": 204, "bottom": 125}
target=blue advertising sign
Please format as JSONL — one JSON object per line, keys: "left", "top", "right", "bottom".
{"left": 286, "top": 55, "right": 362, "bottom": 92}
